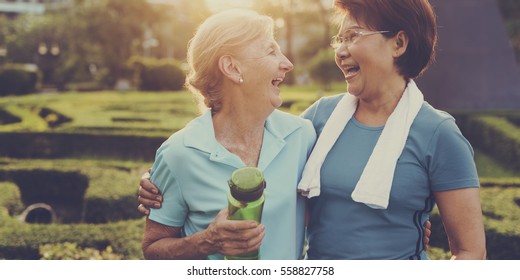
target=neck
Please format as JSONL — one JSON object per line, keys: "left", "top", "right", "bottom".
{"left": 212, "top": 96, "right": 269, "bottom": 167}
{"left": 355, "top": 78, "right": 407, "bottom": 126}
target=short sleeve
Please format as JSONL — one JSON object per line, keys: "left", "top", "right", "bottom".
{"left": 148, "top": 148, "right": 188, "bottom": 227}
{"left": 300, "top": 99, "right": 319, "bottom": 122}
{"left": 427, "top": 119, "right": 480, "bottom": 192}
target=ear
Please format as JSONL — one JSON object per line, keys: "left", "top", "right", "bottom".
{"left": 392, "top": 31, "right": 409, "bottom": 58}
{"left": 218, "top": 55, "right": 242, "bottom": 84}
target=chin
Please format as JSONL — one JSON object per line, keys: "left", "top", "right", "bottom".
{"left": 270, "top": 96, "right": 283, "bottom": 108}
{"left": 272, "top": 101, "right": 283, "bottom": 108}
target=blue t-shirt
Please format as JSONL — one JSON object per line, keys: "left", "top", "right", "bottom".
{"left": 149, "top": 109, "right": 316, "bottom": 260}
{"left": 301, "top": 94, "right": 480, "bottom": 260}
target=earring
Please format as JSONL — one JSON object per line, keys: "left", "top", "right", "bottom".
{"left": 239, "top": 77, "right": 244, "bottom": 84}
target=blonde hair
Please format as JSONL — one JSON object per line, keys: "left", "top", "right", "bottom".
{"left": 185, "top": 9, "right": 274, "bottom": 113}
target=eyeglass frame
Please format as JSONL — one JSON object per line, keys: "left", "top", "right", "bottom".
{"left": 330, "top": 29, "right": 390, "bottom": 49}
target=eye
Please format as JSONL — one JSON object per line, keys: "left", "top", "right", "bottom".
{"left": 344, "top": 30, "right": 359, "bottom": 43}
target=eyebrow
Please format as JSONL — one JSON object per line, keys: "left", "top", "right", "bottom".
{"left": 337, "top": 26, "right": 364, "bottom": 36}
{"left": 341, "top": 26, "right": 362, "bottom": 32}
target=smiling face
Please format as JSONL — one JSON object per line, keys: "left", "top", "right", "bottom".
{"left": 237, "top": 35, "right": 294, "bottom": 110}
{"left": 334, "top": 15, "right": 399, "bottom": 100}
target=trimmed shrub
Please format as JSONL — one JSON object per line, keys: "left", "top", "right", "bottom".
{"left": 0, "top": 159, "right": 148, "bottom": 224}
{"left": 429, "top": 182, "right": 520, "bottom": 260}
{"left": 0, "top": 182, "right": 24, "bottom": 215}
{"left": 0, "top": 64, "right": 41, "bottom": 96}
{"left": 129, "top": 56, "right": 185, "bottom": 91}
{"left": 0, "top": 109, "right": 22, "bottom": 125}
{"left": 40, "top": 242, "right": 123, "bottom": 260}
{"left": 0, "top": 218, "right": 144, "bottom": 259}
{"left": 457, "top": 115, "right": 520, "bottom": 172}
{"left": 0, "top": 132, "right": 165, "bottom": 161}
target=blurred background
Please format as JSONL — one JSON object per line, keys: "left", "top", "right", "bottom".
{"left": 0, "top": 0, "right": 519, "bottom": 260}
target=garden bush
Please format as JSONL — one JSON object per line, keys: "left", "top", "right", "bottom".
{"left": 457, "top": 114, "right": 520, "bottom": 172}
{"left": 40, "top": 242, "right": 123, "bottom": 260}
{"left": 129, "top": 56, "right": 185, "bottom": 91}
{"left": 307, "top": 49, "right": 344, "bottom": 90}
{"left": 429, "top": 181, "right": 520, "bottom": 260}
{"left": 0, "top": 64, "right": 40, "bottom": 96}
{"left": 0, "top": 217, "right": 144, "bottom": 259}
{"left": 0, "top": 132, "right": 164, "bottom": 161}
{"left": 0, "top": 108, "right": 22, "bottom": 125}
{"left": 0, "top": 158, "right": 148, "bottom": 224}
{"left": 0, "top": 182, "right": 24, "bottom": 215}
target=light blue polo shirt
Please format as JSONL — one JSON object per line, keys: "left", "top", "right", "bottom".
{"left": 149, "top": 109, "right": 316, "bottom": 260}
{"left": 301, "top": 94, "right": 480, "bottom": 260}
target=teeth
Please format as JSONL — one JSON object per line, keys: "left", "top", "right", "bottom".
{"left": 344, "top": 66, "right": 359, "bottom": 73}
{"left": 274, "top": 77, "right": 283, "bottom": 81}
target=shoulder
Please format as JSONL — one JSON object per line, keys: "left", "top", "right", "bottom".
{"left": 268, "top": 110, "right": 316, "bottom": 137}
{"left": 301, "top": 93, "right": 345, "bottom": 130}
{"left": 413, "top": 103, "right": 474, "bottom": 155}
{"left": 154, "top": 114, "right": 209, "bottom": 161}
{"left": 304, "top": 94, "right": 344, "bottom": 117}
{"left": 413, "top": 102, "right": 459, "bottom": 135}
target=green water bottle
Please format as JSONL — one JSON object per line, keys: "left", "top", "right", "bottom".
{"left": 225, "top": 166, "right": 266, "bottom": 260}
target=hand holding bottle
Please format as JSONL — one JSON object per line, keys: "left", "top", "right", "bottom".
{"left": 204, "top": 208, "right": 265, "bottom": 257}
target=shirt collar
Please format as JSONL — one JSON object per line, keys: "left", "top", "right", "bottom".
{"left": 183, "top": 110, "right": 304, "bottom": 169}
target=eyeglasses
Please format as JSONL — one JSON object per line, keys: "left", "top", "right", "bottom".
{"left": 330, "top": 29, "right": 389, "bottom": 49}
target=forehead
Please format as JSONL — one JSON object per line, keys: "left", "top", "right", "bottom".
{"left": 246, "top": 35, "right": 276, "bottom": 50}
{"left": 234, "top": 35, "right": 276, "bottom": 59}
{"left": 339, "top": 14, "right": 364, "bottom": 32}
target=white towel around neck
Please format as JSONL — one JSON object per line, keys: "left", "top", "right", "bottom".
{"left": 297, "top": 80, "right": 424, "bottom": 209}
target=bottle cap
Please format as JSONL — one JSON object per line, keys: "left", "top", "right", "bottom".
{"left": 228, "top": 167, "right": 266, "bottom": 202}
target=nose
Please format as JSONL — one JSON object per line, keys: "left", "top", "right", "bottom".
{"left": 281, "top": 55, "right": 294, "bottom": 72}
{"left": 334, "top": 43, "right": 350, "bottom": 61}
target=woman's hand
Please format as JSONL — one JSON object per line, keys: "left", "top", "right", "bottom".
{"left": 142, "top": 208, "right": 264, "bottom": 259}
{"left": 203, "top": 208, "right": 265, "bottom": 257}
{"left": 137, "top": 170, "right": 163, "bottom": 215}
{"left": 423, "top": 220, "right": 431, "bottom": 251}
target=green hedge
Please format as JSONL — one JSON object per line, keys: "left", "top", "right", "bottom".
{"left": 0, "top": 159, "right": 149, "bottom": 224}
{"left": 429, "top": 182, "right": 520, "bottom": 260}
{"left": 0, "top": 132, "right": 165, "bottom": 161}
{"left": 0, "top": 108, "right": 22, "bottom": 125}
{"left": 457, "top": 114, "right": 520, "bottom": 172}
{"left": 129, "top": 56, "right": 185, "bottom": 91}
{"left": 0, "top": 217, "right": 144, "bottom": 259}
{"left": 0, "top": 64, "right": 40, "bottom": 96}
{"left": 0, "top": 181, "right": 24, "bottom": 215}
{"left": 0, "top": 158, "right": 149, "bottom": 259}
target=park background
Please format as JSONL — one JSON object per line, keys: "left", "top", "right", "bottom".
{"left": 0, "top": 0, "right": 519, "bottom": 260}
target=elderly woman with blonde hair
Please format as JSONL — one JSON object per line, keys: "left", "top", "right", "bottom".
{"left": 141, "top": 9, "right": 316, "bottom": 260}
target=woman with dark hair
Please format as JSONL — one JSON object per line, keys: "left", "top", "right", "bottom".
{"left": 298, "top": 0, "right": 485, "bottom": 259}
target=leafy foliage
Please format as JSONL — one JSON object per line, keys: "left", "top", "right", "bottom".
{"left": 40, "top": 242, "right": 123, "bottom": 260}
{"left": 0, "top": 64, "right": 40, "bottom": 96}
{"left": 129, "top": 56, "right": 186, "bottom": 91}
{"left": 307, "top": 49, "right": 344, "bottom": 90}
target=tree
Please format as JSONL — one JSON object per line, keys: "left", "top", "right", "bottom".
{"left": 307, "top": 49, "right": 343, "bottom": 90}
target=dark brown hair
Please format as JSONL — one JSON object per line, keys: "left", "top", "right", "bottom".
{"left": 334, "top": 0, "right": 438, "bottom": 79}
